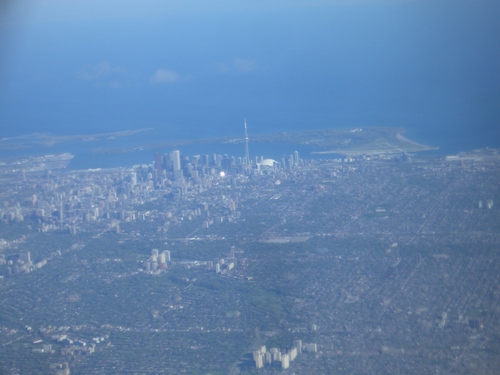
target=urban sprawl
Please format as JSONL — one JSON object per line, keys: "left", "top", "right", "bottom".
{"left": 0, "top": 144, "right": 500, "bottom": 374}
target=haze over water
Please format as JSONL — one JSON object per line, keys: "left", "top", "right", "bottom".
{"left": 1, "top": 0, "right": 499, "bottom": 167}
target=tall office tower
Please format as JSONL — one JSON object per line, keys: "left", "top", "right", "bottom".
{"left": 202, "top": 154, "right": 209, "bottom": 165}
{"left": 221, "top": 157, "right": 232, "bottom": 170}
{"left": 244, "top": 119, "right": 250, "bottom": 166}
{"left": 159, "top": 252, "right": 166, "bottom": 264}
{"left": 152, "top": 249, "right": 159, "bottom": 257}
{"left": 162, "top": 153, "right": 171, "bottom": 171}
{"left": 131, "top": 172, "right": 137, "bottom": 187}
{"left": 171, "top": 150, "right": 181, "bottom": 171}
{"left": 164, "top": 250, "right": 171, "bottom": 262}
{"left": 184, "top": 163, "right": 194, "bottom": 177}
{"left": 154, "top": 152, "right": 162, "bottom": 176}
{"left": 288, "top": 154, "right": 294, "bottom": 170}
{"left": 294, "top": 150, "right": 299, "bottom": 165}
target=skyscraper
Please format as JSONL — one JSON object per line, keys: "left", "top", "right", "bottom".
{"left": 154, "top": 152, "right": 162, "bottom": 176}
{"left": 171, "top": 150, "right": 183, "bottom": 181}
{"left": 244, "top": 119, "right": 250, "bottom": 167}
{"left": 162, "top": 153, "right": 171, "bottom": 171}
{"left": 171, "top": 150, "right": 181, "bottom": 171}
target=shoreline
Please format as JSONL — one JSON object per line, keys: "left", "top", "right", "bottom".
{"left": 395, "top": 131, "right": 437, "bottom": 149}
{"left": 312, "top": 131, "right": 439, "bottom": 156}
{"left": 0, "top": 127, "right": 441, "bottom": 163}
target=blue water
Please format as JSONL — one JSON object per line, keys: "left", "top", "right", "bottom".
{"left": 1, "top": 1, "right": 499, "bottom": 168}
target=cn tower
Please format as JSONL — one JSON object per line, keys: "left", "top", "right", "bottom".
{"left": 244, "top": 119, "right": 250, "bottom": 166}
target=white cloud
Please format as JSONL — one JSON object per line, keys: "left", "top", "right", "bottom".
{"left": 76, "top": 63, "right": 126, "bottom": 80}
{"left": 234, "top": 58, "right": 256, "bottom": 73}
{"left": 150, "top": 69, "right": 180, "bottom": 84}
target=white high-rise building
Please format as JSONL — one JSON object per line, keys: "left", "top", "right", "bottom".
{"left": 164, "top": 250, "right": 171, "bottom": 262}
{"left": 289, "top": 347, "right": 297, "bottom": 361}
{"left": 265, "top": 351, "right": 272, "bottom": 363}
{"left": 171, "top": 150, "right": 181, "bottom": 171}
{"left": 293, "top": 339, "right": 302, "bottom": 353}
{"left": 253, "top": 350, "right": 263, "bottom": 368}
{"left": 270, "top": 348, "right": 280, "bottom": 361}
{"left": 281, "top": 353, "right": 289, "bottom": 369}
{"left": 305, "top": 343, "right": 318, "bottom": 353}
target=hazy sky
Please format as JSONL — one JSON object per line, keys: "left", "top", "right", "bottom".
{"left": 1, "top": 0, "right": 499, "bottom": 148}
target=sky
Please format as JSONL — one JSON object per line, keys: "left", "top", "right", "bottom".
{"left": 0, "top": 0, "right": 499, "bottom": 151}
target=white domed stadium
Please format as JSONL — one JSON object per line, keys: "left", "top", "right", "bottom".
{"left": 258, "top": 159, "right": 278, "bottom": 168}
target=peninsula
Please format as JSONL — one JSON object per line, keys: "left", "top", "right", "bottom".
{"left": 91, "top": 126, "right": 437, "bottom": 156}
